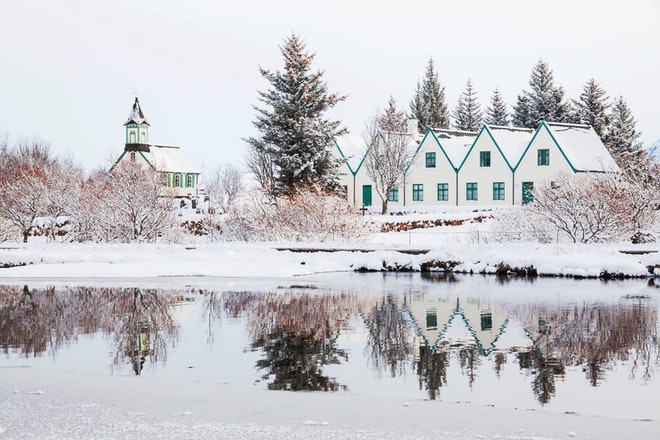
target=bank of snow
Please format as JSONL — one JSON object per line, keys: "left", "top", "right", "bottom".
{"left": 0, "top": 241, "right": 657, "bottom": 280}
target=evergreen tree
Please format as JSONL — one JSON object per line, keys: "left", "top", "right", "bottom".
{"left": 484, "top": 88, "right": 509, "bottom": 126}
{"left": 452, "top": 78, "right": 483, "bottom": 131}
{"left": 572, "top": 79, "right": 610, "bottom": 138}
{"left": 512, "top": 94, "right": 531, "bottom": 127}
{"left": 513, "top": 59, "right": 569, "bottom": 128}
{"left": 603, "top": 96, "right": 645, "bottom": 166}
{"left": 409, "top": 58, "right": 450, "bottom": 132}
{"left": 245, "top": 34, "right": 347, "bottom": 195}
{"left": 379, "top": 96, "right": 408, "bottom": 133}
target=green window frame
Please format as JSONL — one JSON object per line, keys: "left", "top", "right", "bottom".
{"left": 466, "top": 182, "right": 478, "bottom": 201}
{"left": 538, "top": 149, "right": 550, "bottom": 166}
{"left": 480, "top": 151, "right": 491, "bottom": 167}
{"left": 493, "top": 182, "right": 505, "bottom": 201}
{"left": 425, "top": 152, "right": 436, "bottom": 168}
{"left": 437, "top": 183, "right": 448, "bottom": 201}
{"left": 388, "top": 186, "right": 399, "bottom": 202}
{"left": 412, "top": 184, "right": 423, "bottom": 201}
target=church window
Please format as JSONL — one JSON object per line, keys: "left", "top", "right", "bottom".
{"left": 174, "top": 174, "right": 181, "bottom": 187}
{"left": 186, "top": 175, "right": 193, "bottom": 188}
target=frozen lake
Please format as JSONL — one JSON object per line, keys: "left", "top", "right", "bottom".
{"left": 1, "top": 273, "right": 658, "bottom": 421}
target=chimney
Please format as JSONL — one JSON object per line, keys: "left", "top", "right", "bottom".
{"left": 406, "top": 119, "right": 419, "bottom": 136}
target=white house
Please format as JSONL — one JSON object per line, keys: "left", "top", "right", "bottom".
{"left": 334, "top": 120, "right": 619, "bottom": 209}
{"left": 513, "top": 122, "right": 619, "bottom": 204}
{"left": 113, "top": 98, "right": 202, "bottom": 198}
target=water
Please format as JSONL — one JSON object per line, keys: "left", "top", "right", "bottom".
{"left": 1, "top": 273, "right": 658, "bottom": 420}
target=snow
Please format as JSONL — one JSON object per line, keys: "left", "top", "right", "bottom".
{"left": 545, "top": 123, "right": 620, "bottom": 172}
{"left": 436, "top": 133, "right": 477, "bottom": 169}
{"left": 487, "top": 125, "right": 534, "bottom": 168}
{"left": 143, "top": 145, "right": 202, "bottom": 174}
{"left": 333, "top": 134, "right": 368, "bottom": 173}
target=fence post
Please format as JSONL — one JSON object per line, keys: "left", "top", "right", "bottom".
{"left": 409, "top": 231, "right": 412, "bottom": 246}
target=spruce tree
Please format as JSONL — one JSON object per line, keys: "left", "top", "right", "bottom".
{"left": 245, "top": 34, "right": 347, "bottom": 195}
{"left": 484, "top": 88, "right": 509, "bottom": 126}
{"left": 572, "top": 79, "right": 610, "bottom": 138}
{"left": 603, "top": 96, "right": 644, "bottom": 167}
{"left": 513, "top": 59, "right": 569, "bottom": 128}
{"left": 452, "top": 78, "right": 483, "bottom": 131}
{"left": 379, "top": 96, "right": 408, "bottom": 133}
{"left": 409, "top": 58, "right": 450, "bottom": 132}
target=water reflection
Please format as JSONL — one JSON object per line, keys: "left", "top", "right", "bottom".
{"left": 1, "top": 278, "right": 658, "bottom": 407}
{"left": 223, "top": 291, "right": 355, "bottom": 391}
{"left": 0, "top": 285, "right": 178, "bottom": 375}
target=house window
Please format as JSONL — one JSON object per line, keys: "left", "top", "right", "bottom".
{"left": 480, "top": 312, "right": 493, "bottom": 331}
{"left": 412, "top": 184, "right": 423, "bottom": 201}
{"left": 388, "top": 186, "right": 399, "bottom": 202}
{"left": 466, "top": 182, "right": 478, "bottom": 201}
{"left": 186, "top": 174, "right": 193, "bottom": 188}
{"left": 425, "top": 152, "right": 436, "bottom": 168}
{"left": 538, "top": 149, "right": 550, "bottom": 166}
{"left": 480, "top": 151, "right": 491, "bottom": 167}
{"left": 493, "top": 182, "right": 505, "bottom": 201}
{"left": 426, "top": 309, "right": 438, "bottom": 330}
{"left": 174, "top": 174, "right": 181, "bottom": 187}
{"left": 437, "top": 183, "right": 448, "bottom": 201}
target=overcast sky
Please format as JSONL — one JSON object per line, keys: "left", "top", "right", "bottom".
{"left": 1, "top": 0, "right": 658, "bottom": 175}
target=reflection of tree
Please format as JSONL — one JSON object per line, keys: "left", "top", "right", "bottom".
{"left": 223, "top": 291, "right": 356, "bottom": 391}
{"left": 361, "top": 295, "right": 415, "bottom": 378}
{"left": 517, "top": 349, "right": 564, "bottom": 404}
{"left": 0, "top": 286, "right": 179, "bottom": 375}
{"left": 106, "top": 288, "right": 178, "bottom": 375}
{"left": 416, "top": 344, "right": 449, "bottom": 400}
{"left": 458, "top": 344, "right": 481, "bottom": 388}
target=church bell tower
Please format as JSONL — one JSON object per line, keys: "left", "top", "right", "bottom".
{"left": 123, "top": 97, "right": 151, "bottom": 152}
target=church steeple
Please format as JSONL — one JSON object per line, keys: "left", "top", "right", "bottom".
{"left": 124, "top": 97, "right": 150, "bottom": 150}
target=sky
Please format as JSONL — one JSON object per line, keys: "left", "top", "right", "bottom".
{"left": 1, "top": 0, "right": 658, "bottom": 176}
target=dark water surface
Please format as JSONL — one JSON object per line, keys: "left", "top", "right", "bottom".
{"left": 1, "top": 273, "right": 658, "bottom": 420}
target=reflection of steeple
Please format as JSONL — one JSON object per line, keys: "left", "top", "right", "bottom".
{"left": 129, "top": 321, "right": 151, "bottom": 375}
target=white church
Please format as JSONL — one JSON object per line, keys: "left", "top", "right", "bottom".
{"left": 113, "top": 98, "right": 201, "bottom": 198}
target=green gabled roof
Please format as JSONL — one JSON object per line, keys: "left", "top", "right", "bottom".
{"left": 513, "top": 121, "right": 577, "bottom": 173}
{"left": 455, "top": 125, "right": 516, "bottom": 172}
{"left": 404, "top": 128, "right": 460, "bottom": 175}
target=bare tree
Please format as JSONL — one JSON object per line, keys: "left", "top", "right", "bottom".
{"left": 363, "top": 97, "right": 416, "bottom": 214}
{"left": 527, "top": 172, "right": 655, "bottom": 243}
{"left": 246, "top": 146, "right": 276, "bottom": 198}
{"left": 206, "top": 164, "right": 244, "bottom": 213}
{"left": 95, "top": 160, "right": 176, "bottom": 242}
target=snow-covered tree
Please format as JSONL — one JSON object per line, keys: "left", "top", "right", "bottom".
{"left": 484, "top": 88, "right": 509, "bottom": 126}
{"left": 410, "top": 58, "right": 450, "bottom": 132}
{"left": 513, "top": 60, "right": 569, "bottom": 128}
{"left": 572, "top": 79, "right": 610, "bottom": 138}
{"left": 205, "top": 163, "right": 244, "bottom": 213}
{"left": 452, "top": 78, "right": 483, "bottom": 131}
{"left": 363, "top": 97, "right": 416, "bottom": 214}
{"left": 245, "top": 34, "right": 347, "bottom": 196}
{"left": 95, "top": 160, "right": 176, "bottom": 242}
{"left": 603, "top": 96, "right": 645, "bottom": 167}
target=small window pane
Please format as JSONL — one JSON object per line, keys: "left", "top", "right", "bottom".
{"left": 425, "top": 152, "right": 436, "bottom": 168}
{"left": 466, "top": 182, "right": 478, "bottom": 201}
{"left": 413, "top": 184, "right": 423, "bottom": 201}
{"left": 437, "top": 183, "right": 448, "bottom": 201}
{"left": 480, "top": 151, "right": 491, "bottom": 167}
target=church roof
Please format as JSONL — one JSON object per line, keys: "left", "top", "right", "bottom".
{"left": 141, "top": 145, "right": 201, "bottom": 174}
{"left": 124, "top": 97, "right": 150, "bottom": 126}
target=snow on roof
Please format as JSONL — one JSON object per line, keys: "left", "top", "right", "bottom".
{"left": 434, "top": 130, "right": 477, "bottom": 168}
{"left": 142, "top": 145, "right": 201, "bottom": 174}
{"left": 544, "top": 123, "right": 619, "bottom": 172}
{"left": 333, "top": 133, "right": 368, "bottom": 173}
{"left": 486, "top": 126, "right": 534, "bottom": 168}
{"left": 124, "top": 97, "right": 150, "bottom": 126}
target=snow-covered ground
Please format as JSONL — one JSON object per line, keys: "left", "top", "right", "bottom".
{"left": 1, "top": 207, "right": 659, "bottom": 439}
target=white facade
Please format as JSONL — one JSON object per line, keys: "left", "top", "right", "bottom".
{"left": 334, "top": 121, "right": 618, "bottom": 210}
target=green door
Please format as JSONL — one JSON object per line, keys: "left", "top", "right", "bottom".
{"left": 362, "top": 185, "right": 372, "bottom": 206}
{"left": 522, "top": 181, "right": 534, "bottom": 204}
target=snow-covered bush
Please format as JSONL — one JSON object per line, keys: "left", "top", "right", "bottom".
{"left": 490, "top": 207, "right": 554, "bottom": 243}
{"left": 508, "top": 172, "right": 656, "bottom": 244}
{"left": 223, "top": 185, "right": 373, "bottom": 242}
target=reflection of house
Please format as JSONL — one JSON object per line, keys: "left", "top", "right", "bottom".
{"left": 113, "top": 98, "right": 202, "bottom": 198}
{"left": 406, "top": 293, "right": 508, "bottom": 355}
{"left": 334, "top": 121, "right": 618, "bottom": 209}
